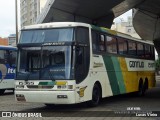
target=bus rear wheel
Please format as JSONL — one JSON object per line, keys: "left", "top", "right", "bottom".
{"left": 88, "top": 84, "right": 101, "bottom": 107}
{"left": 138, "top": 81, "right": 147, "bottom": 96}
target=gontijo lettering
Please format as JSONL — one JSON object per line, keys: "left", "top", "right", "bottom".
{"left": 148, "top": 63, "right": 155, "bottom": 68}
{"left": 129, "top": 61, "right": 144, "bottom": 68}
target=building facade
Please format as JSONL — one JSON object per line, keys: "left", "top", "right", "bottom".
{"left": 0, "top": 38, "right": 8, "bottom": 46}
{"left": 8, "top": 34, "right": 16, "bottom": 46}
{"left": 20, "top": 0, "right": 47, "bottom": 27}
{"left": 111, "top": 16, "right": 141, "bottom": 39}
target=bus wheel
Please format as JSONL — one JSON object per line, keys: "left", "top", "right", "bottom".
{"left": 138, "top": 82, "right": 146, "bottom": 96}
{"left": 142, "top": 79, "right": 148, "bottom": 95}
{"left": 88, "top": 84, "right": 101, "bottom": 107}
{"left": 0, "top": 89, "right": 5, "bottom": 95}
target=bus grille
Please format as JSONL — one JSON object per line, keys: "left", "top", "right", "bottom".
{"left": 26, "top": 85, "right": 54, "bottom": 89}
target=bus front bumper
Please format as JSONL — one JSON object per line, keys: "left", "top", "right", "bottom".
{"left": 15, "top": 90, "right": 76, "bottom": 104}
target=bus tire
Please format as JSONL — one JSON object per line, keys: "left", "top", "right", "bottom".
{"left": 142, "top": 79, "right": 148, "bottom": 94}
{"left": 144, "top": 79, "right": 148, "bottom": 90}
{"left": 88, "top": 83, "right": 101, "bottom": 107}
{"left": 138, "top": 80, "right": 146, "bottom": 96}
{"left": 0, "top": 89, "right": 5, "bottom": 95}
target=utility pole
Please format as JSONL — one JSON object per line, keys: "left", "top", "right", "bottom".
{"left": 15, "top": 0, "right": 18, "bottom": 45}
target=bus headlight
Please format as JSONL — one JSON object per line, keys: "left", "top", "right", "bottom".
{"left": 56, "top": 81, "right": 74, "bottom": 90}
{"left": 56, "top": 81, "right": 67, "bottom": 89}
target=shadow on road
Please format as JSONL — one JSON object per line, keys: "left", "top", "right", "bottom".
{"left": 0, "top": 90, "right": 14, "bottom": 96}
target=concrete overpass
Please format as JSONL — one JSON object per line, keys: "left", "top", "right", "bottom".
{"left": 133, "top": 0, "right": 160, "bottom": 55}
{"left": 37, "top": 0, "right": 143, "bottom": 28}
{"left": 37, "top": 0, "right": 160, "bottom": 54}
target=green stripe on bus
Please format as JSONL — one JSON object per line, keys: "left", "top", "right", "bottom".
{"left": 39, "top": 81, "right": 55, "bottom": 85}
{"left": 91, "top": 25, "right": 117, "bottom": 35}
{"left": 111, "top": 57, "right": 126, "bottom": 93}
{"left": 91, "top": 25, "right": 107, "bottom": 33}
{"left": 103, "top": 55, "right": 120, "bottom": 95}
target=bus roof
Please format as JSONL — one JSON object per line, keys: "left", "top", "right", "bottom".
{"left": 22, "top": 22, "right": 153, "bottom": 45}
{"left": 91, "top": 25, "right": 154, "bottom": 45}
{"left": 22, "top": 22, "right": 91, "bottom": 30}
{"left": 0, "top": 45, "right": 17, "bottom": 50}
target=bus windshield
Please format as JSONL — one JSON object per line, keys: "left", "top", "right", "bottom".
{"left": 20, "top": 28, "right": 74, "bottom": 43}
{"left": 16, "top": 46, "right": 72, "bottom": 80}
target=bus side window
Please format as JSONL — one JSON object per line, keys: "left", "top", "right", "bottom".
{"left": 10, "top": 50, "right": 17, "bottom": 66}
{"left": 128, "top": 41, "right": 136, "bottom": 56}
{"left": 118, "top": 38, "right": 128, "bottom": 55}
{"left": 137, "top": 43, "right": 145, "bottom": 58}
{"left": 145, "top": 44, "right": 152, "bottom": 59}
{"left": 0, "top": 50, "right": 5, "bottom": 64}
{"left": 106, "top": 36, "right": 117, "bottom": 54}
{"left": 91, "top": 31, "right": 98, "bottom": 53}
{"left": 99, "top": 35, "right": 105, "bottom": 52}
{"left": 75, "top": 47, "right": 84, "bottom": 83}
{"left": 151, "top": 46, "right": 155, "bottom": 60}
{"left": 76, "top": 27, "right": 89, "bottom": 44}
{"left": 4, "top": 50, "right": 10, "bottom": 64}
{"left": 75, "top": 46, "right": 90, "bottom": 83}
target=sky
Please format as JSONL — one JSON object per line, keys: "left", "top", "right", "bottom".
{"left": 0, "top": 0, "right": 131, "bottom": 38}
{"left": 114, "top": 10, "right": 132, "bottom": 23}
{"left": 0, "top": 0, "right": 20, "bottom": 38}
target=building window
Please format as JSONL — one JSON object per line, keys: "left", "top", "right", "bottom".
{"left": 127, "top": 29, "right": 131, "bottom": 33}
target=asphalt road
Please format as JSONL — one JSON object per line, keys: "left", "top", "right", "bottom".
{"left": 1, "top": 81, "right": 160, "bottom": 120}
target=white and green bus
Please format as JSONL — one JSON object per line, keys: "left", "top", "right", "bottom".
{"left": 15, "top": 22, "right": 155, "bottom": 106}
